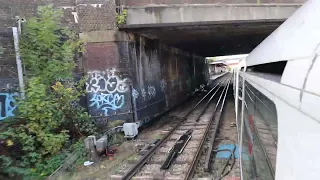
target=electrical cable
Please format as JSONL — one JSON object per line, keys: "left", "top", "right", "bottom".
{"left": 212, "top": 144, "right": 237, "bottom": 180}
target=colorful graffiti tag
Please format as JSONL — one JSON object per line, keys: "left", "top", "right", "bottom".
{"left": 86, "top": 69, "right": 129, "bottom": 94}
{"left": 0, "top": 93, "right": 17, "bottom": 121}
{"left": 89, "top": 93, "right": 125, "bottom": 116}
{"left": 86, "top": 68, "right": 166, "bottom": 118}
{"left": 86, "top": 69, "right": 129, "bottom": 116}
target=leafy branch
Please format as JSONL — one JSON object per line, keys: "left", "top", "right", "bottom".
{"left": 116, "top": 9, "right": 128, "bottom": 25}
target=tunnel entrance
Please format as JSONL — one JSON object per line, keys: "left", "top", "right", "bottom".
{"left": 114, "top": 18, "right": 279, "bottom": 125}
{"left": 120, "top": 20, "right": 282, "bottom": 57}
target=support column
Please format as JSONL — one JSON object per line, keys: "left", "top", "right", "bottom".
{"left": 76, "top": 1, "right": 134, "bottom": 130}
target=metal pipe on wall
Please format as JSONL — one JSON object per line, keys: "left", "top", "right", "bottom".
{"left": 12, "top": 27, "right": 25, "bottom": 99}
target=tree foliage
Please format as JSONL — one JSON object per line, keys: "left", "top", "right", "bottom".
{"left": 0, "top": 5, "right": 95, "bottom": 179}
{"left": 116, "top": 9, "right": 127, "bottom": 25}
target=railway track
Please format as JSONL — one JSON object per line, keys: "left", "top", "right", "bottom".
{"left": 194, "top": 79, "right": 240, "bottom": 180}
{"left": 120, "top": 74, "right": 232, "bottom": 180}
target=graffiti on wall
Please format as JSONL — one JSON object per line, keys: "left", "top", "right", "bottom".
{"left": 131, "top": 85, "right": 158, "bottom": 101}
{"left": 86, "top": 69, "right": 129, "bottom": 116}
{"left": 148, "top": 86, "right": 156, "bottom": 99}
{"left": 0, "top": 93, "right": 17, "bottom": 121}
{"left": 141, "top": 88, "right": 147, "bottom": 100}
{"left": 132, "top": 88, "right": 139, "bottom": 99}
{"left": 86, "top": 69, "right": 129, "bottom": 94}
{"left": 160, "top": 79, "right": 166, "bottom": 92}
{"left": 89, "top": 93, "right": 125, "bottom": 116}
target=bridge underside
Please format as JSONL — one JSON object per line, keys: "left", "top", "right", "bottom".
{"left": 120, "top": 20, "right": 283, "bottom": 56}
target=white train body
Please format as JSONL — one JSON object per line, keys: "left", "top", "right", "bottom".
{"left": 234, "top": 0, "right": 320, "bottom": 179}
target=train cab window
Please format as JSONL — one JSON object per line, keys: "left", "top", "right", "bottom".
{"left": 246, "top": 61, "right": 287, "bottom": 83}
{"left": 241, "top": 82, "right": 278, "bottom": 180}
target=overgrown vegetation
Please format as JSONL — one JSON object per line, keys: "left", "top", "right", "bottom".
{"left": 108, "top": 133, "right": 125, "bottom": 146}
{"left": 0, "top": 5, "right": 95, "bottom": 179}
{"left": 116, "top": 9, "right": 127, "bottom": 25}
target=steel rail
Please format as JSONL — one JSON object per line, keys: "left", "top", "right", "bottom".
{"left": 193, "top": 75, "right": 229, "bottom": 110}
{"left": 121, "top": 74, "right": 229, "bottom": 180}
{"left": 194, "top": 76, "right": 230, "bottom": 122}
{"left": 203, "top": 77, "right": 232, "bottom": 172}
{"left": 213, "top": 76, "right": 231, "bottom": 113}
{"left": 185, "top": 76, "right": 232, "bottom": 180}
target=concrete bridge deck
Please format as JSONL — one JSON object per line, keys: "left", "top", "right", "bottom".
{"left": 125, "top": 4, "right": 301, "bottom": 25}
{"left": 120, "top": 2, "right": 304, "bottom": 56}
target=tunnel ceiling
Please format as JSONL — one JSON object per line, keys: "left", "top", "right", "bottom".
{"left": 120, "top": 20, "right": 284, "bottom": 57}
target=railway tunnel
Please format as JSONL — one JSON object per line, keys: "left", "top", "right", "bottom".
{"left": 121, "top": 3, "right": 301, "bottom": 56}
{"left": 99, "top": 0, "right": 303, "bottom": 126}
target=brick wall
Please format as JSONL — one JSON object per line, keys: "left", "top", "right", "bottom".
{"left": 0, "top": 28, "right": 16, "bottom": 80}
{"left": 77, "top": 3, "right": 115, "bottom": 32}
{"left": 0, "top": 5, "right": 115, "bottom": 75}
{"left": 0, "top": 0, "right": 78, "bottom": 78}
